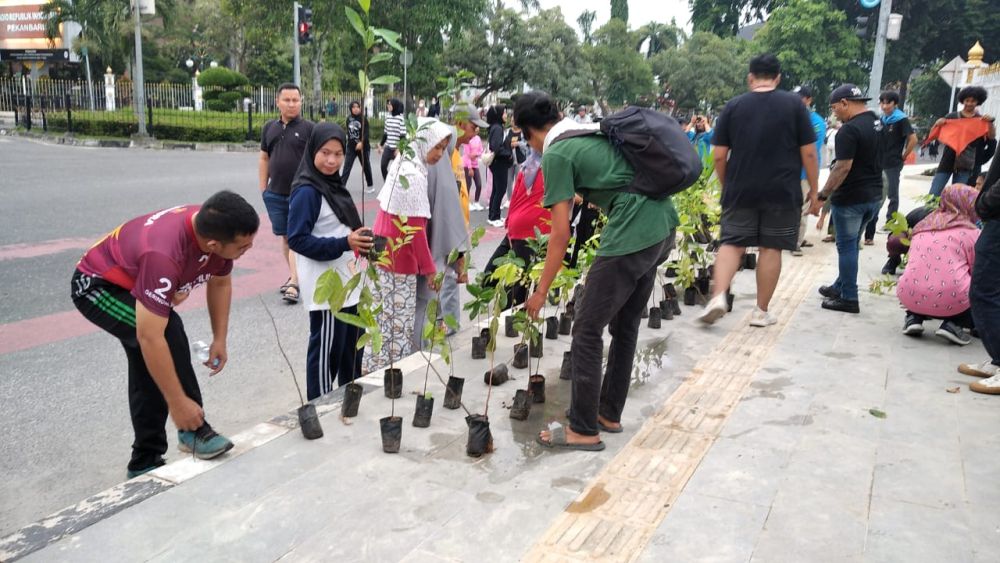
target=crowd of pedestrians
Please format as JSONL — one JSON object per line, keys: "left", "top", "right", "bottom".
{"left": 72, "top": 56, "right": 1000, "bottom": 475}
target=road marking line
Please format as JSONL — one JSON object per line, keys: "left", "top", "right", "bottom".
{"left": 522, "top": 251, "right": 822, "bottom": 562}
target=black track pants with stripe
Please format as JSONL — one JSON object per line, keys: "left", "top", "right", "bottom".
{"left": 306, "top": 307, "right": 364, "bottom": 401}
{"left": 71, "top": 269, "right": 204, "bottom": 472}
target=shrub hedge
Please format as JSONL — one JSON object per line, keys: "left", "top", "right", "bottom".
{"left": 44, "top": 108, "right": 385, "bottom": 144}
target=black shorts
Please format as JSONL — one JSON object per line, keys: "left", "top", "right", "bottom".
{"left": 719, "top": 206, "right": 800, "bottom": 251}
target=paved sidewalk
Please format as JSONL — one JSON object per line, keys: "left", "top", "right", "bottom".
{"left": 4, "top": 166, "right": 998, "bottom": 562}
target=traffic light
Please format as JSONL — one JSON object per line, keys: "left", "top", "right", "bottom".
{"left": 297, "top": 6, "right": 313, "bottom": 45}
{"left": 855, "top": 16, "right": 870, "bottom": 38}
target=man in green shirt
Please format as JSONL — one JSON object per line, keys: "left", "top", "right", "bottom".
{"left": 515, "top": 91, "right": 679, "bottom": 450}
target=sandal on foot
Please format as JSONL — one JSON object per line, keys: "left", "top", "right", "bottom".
{"left": 279, "top": 277, "right": 293, "bottom": 294}
{"left": 801, "top": 240, "right": 814, "bottom": 248}
{"left": 563, "top": 409, "right": 624, "bottom": 434}
{"left": 282, "top": 284, "right": 300, "bottom": 304}
{"left": 822, "top": 235, "right": 835, "bottom": 243}
{"left": 536, "top": 422, "right": 605, "bottom": 451}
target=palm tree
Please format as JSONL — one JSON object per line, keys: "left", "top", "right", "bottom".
{"left": 577, "top": 10, "right": 596, "bottom": 45}
{"left": 635, "top": 21, "right": 683, "bottom": 59}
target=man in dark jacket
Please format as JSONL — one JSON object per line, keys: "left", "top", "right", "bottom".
{"left": 964, "top": 151, "right": 1000, "bottom": 394}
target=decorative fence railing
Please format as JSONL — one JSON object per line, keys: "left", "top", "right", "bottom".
{"left": 0, "top": 77, "right": 390, "bottom": 143}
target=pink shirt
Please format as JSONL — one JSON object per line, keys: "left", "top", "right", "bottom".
{"left": 896, "top": 227, "right": 978, "bottom": 316}
{"left": 462, "top": 135, "right": 483, "bottom": 169}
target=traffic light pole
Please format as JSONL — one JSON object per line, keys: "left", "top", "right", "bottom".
{"left": 867, "top": 0, "right": 892, "bottom": 106}
{"left": 293, "top": 1, "right": 301, "bottom": 87}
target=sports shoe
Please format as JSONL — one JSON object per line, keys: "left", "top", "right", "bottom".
{"left": 818, "top": 285, "right": 840, "bottom": 299}
{"left": 178, "top": 426, "right": 234, "bottom": 460}
{"left": 126, "top": 458, "right": 166, "bottom": 479}
{"left": 821, "top": 297, "right": 860, "bottom": 314}
{"left": 936, "top": 321, "right": 972, "bottom": 346}
{"left": 488, "top": 219, "right": 505, "bottom": 228}
{"left": 697, "top": 293, "right": 729, "bottom": 325}
{"left": 970, "top": 373, "right": 1000, "bottom": 395}
{"left": 364, "top": 185, "right": 376, "bottom": 194}
{"left": 791, "top": 247, "right": 803, "bottom": 257}
{"left": 958, "top": 359, "right": 1000, "bottom": 378}
{"left": 501, "top": 199, "right": 510, "bottom": 209}
{"left": 749, "top": 306, "right": 777, "bottom": 327}
{"left": 902, "top": 314, "right": 924, "bottom": 336}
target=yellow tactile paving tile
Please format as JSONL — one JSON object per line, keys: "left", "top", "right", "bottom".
{"left": 523, "top": 255, "right": 820, "bottom": 563}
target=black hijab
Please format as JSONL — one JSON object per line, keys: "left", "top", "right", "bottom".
{"left": 290, "top": 123, "right": 362, "bottom": 230}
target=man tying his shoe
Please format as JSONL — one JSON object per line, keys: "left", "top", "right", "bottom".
{"left": 71, "top": 191, "right": 259, "bottom": 478}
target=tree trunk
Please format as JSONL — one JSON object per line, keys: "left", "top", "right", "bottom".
{"left": 311, "top": 35, "right": 325, "bottom": 108}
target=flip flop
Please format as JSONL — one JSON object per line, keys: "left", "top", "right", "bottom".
{"left": 536, "top": 422, "right": 605, "bottom": 451}
{"left": 282, "top": 283, "right": 300, "bottom": 304}
{"left": 564, "top": 409, "right": 623, "bottom": 433}
{"left": 801, "top": 240, "right": 814, "bottom": 248}
{"left": 822, "top": 235, "right": 835, "bottom": 243}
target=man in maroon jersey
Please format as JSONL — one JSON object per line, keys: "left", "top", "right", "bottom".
{"left": 71, "top": 191, "right": 259, "bottom": 478}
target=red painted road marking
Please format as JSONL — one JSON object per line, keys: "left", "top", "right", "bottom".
{"left": 0, "top": 212, "right": 504, "bottom": 355}
{"left": 0, "top": 237, "right": 96, "bottom": 261}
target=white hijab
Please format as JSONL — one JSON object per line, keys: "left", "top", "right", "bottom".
{"left": 378, "top": 119, "right": 454, "bottom": 218}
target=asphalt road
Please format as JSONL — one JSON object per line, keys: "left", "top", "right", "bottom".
{"left": 0, "top": 135, "right": 503, "bottom": 536}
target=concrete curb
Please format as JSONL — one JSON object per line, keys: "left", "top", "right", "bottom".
{"left": 0, "top": 348, "right": 430, "bottom": 561}
{"left": 0, "top": 129, "right": 259, "bottom": 153}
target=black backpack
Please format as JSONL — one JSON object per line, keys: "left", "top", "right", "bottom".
{"left": 555, "top": 107, "right": 702, "bottom": 199}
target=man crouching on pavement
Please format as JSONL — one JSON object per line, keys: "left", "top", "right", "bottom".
{"left": 71, "top": 191, "right": 258, "bottom": 478}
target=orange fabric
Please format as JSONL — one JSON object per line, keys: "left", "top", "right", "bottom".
{"left": 924, "top": 117, "right": 990, "bottom": 155}
{"left": 451, "top": 149, "right": 470, "bottom": 225}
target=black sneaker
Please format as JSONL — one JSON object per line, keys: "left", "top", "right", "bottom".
{"left": 821, "top": 297, "right": 860, "bottom": 314}
{"left": 818, "top": 285, "right": 841, "bottom": 299}
{"left": 936, "top": 321, "right": 972, "bottom": 346}
{"left": 881, "top": 260, "right": 897, "bottom": 276}
{"left": 902, "top": 314, "right": 924, "bottom": 336}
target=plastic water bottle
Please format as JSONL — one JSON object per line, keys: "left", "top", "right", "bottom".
{"left": 191, "top": 340, "right": 211, "bottom": 363}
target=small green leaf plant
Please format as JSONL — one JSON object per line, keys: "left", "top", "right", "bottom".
{"left": 668, "top": 150, "right": 721, "bottom": 296}
{"left": 463, "top": 253, "right": 522, "bottom": 419}
{"left": 869, "top": 211, "right": 911, "bottom": 296}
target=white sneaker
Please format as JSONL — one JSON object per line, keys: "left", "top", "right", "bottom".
{"left": 958, "top": 360, "right": 1000, "bottom": 378}
{"left": 749, "top": 306, "right": 777, "bottom": 327}
{"left": 501, "top": 199, "right": 510, "bottom": 209}
{"left": 488, "top": 219, "right": 505, "bottom": 228}
{"left": 470, "top": 202, "right": 482, "bottom": 211}
{"left": 970, "top": 373, "right": 1000, "bottom": 395}
{"left": 697, "top": 293, "right": 728, "bottom": 325}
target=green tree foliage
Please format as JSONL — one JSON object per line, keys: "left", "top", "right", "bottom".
{"left": 689, "top": 0, "right": 772, "bottom": 36}
{"left": 577, "top": 10, "right": 597, "bottom": 45}
{"left": 635, "top": 21, "right": 684, "bottom": 59}
{"left": 441, "top": 2, "right": 528, "bottom": 103}
{"left": 522, "top": 8, "right": 591, "bottom": 103}
{"left": 908, "top": 69, "right": 951, "bottom": 121}
{"left": 751, "top": 0, "right": 864, "bottom": 110}
{"left": 585, "top": 19, "right": 654, "bottom": 107}
{"left": 610, "top": 0, "right": 629, "bottom": 23}
{"left": 691, "top": 0, "right": 1000, "bottom": 94}
{"left": 651, "top": 32, "right": 749, "bottom": 111}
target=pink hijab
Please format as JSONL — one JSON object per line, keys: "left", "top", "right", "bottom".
{"left": 912, "top": 183, "right": 981, "bottom": 235}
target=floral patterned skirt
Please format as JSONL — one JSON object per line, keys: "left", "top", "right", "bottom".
{"left": 363, "top": 269, "right": 417, "bottom": 374}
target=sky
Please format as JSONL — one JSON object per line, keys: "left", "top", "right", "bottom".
{"left": 517, "top": 0, "right": 695, "bottom": 33}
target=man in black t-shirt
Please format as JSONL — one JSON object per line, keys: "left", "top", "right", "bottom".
{"left": 698, "top": 54, "right": 819, "bottom": 328}
{"left": 259, "top": 83, "right": 314, "bottom": 303}
{"left": 815, "top": 84, "right": 884, "bottom": 314}
{"left": 877, "top": 91, "right": 917, "bottom": 227}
